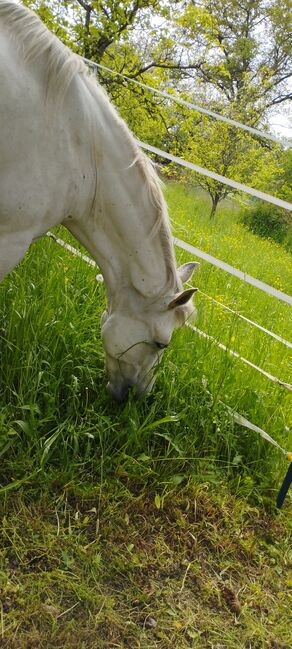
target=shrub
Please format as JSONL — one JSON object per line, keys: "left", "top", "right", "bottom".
{"left": 242, "top": 202, "right": 292, "bottom": 250}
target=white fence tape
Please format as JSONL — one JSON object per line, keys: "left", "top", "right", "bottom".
{"left": 175, "top": 237, "right": 292, "bottom": 306}
{"left": 56, "top": 228, "right": 290, "bottom": 347}
{"left": 47, "top": 232, "right": 103, "bottom": 280}
{"left": 221, "top": 403, "right": 290, "bottom": 457}
{"left": 48, "top": 231, "right": 292, "bottom": 311}
{"left": 137, "top": 141, "right": 292, "bottom": 212}
{"left": 196, "top": 289, "right": 292, "bottom": 348}
{"left": 188, "top": 324, "right": 292, "bottom": 391}
{"left": 83, "top": 58, "right": 289, "bottom": 147}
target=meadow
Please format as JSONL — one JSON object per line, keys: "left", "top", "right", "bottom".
{"left": 0, "top": 182, "right": 291, "bottom": 648}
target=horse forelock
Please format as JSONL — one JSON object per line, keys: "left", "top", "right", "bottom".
{"left": 0, "top": 1, "right": 179, "bottom": 296}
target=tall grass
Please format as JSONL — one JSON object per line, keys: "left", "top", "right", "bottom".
{"left": 0, "top": 184, "right": 291, "bottom": 501}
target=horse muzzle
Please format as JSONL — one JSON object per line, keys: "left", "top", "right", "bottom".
{"left": 106, "top": 381, "right": 131, "bottom": 402}
{"left": 106, "top": 373, "right": 156, "bottom": 402}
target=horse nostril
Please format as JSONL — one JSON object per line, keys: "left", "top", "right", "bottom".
{"left": 155, "top": 341, "right": 168, "bottom": 350}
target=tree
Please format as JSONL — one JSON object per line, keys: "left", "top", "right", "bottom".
{"left": 23, "top": 1, "right": 292, "bottom": 115}
{"left": 114, "top": 0, "right": 292, "bottom": 216}
{"left": 174, "top": 0, "right": 292, "bottom": 115}
{"left": 241, "top": 147, "right": 292, "bottom": 248}
{"left": 22, "top": 0, "right": 177, "bottom": 143}
{"left": 161, "top": 105, "right": 282, "bottom": 217}
{"left": 150, "top": 0, "right": 292, "bottom": 216}
{"left": 24, "top": 1, "right": 165, "bottom": 61}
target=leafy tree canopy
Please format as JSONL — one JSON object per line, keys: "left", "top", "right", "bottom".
{"left": 22, "top": 0, "right": 291, "bottom": 217}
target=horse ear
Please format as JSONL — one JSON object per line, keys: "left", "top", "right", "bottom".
{"left": 178, "top": 262, "right": 199, "bottom": 284}
{"left": 167, "top": 288, "right": 197, "bottom": 310}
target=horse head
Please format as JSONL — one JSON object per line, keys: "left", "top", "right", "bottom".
{"left": 101, "top": 262, "right": 198, "bottom": 400}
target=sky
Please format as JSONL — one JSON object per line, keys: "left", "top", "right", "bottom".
{"left": 269, "top": 112, "right": 292, "bottom": 143}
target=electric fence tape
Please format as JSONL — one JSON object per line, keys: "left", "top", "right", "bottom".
{"left": 188, "top": 324, "right": 292, "bottom": 391}
{"left": 222, "top": 403, "right": 292, "bottom": 508}
{"left": 174, "top": 237, "right": 292, "bottom": 305}
{"left": 196, "top": 289, "right": 292, "bottom": 348}
{"left": 137, "top": 141, "right": 292, "bottom": 212}
{"left": 83, "top": 58, "right": 290, "bottom": 148}
{"left": 83, "top": 59, "right": 292, "bottom": 213}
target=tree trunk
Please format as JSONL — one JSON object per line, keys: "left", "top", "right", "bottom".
{"left": 209, "top": 194, "right": 220, "bottom": 219}
{"left": 82, "top": 3, "right": 92, "bottom": 59}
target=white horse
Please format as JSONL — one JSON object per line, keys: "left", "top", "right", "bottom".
{"left": 0, "top": 1, "right": 198, "bottom": 400}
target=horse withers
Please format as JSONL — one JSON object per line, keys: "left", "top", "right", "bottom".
{"left": 0, "top": 1, "right": 198, "bottom": 400}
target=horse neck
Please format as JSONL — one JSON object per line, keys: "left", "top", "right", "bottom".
{"left": 77, "top": 97, "right": 178, "bottom": 305}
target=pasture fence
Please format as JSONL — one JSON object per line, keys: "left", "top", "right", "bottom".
{"left": 193, "top": 290, "right": 291, "bottom": 348}
{"left": 47, "top": 233, "right": 292, "bottom": 348}
{"left": 46, "top": 232, "right": 292, "bottom": 391}
{"left": 85, "top": 58, "right": 292, "bottom": 213}
{"left": 188, "top": 324, "right": 291, "bottom": 390}
{"left": 46, "top": 230, "right": 292, "bottom": 506}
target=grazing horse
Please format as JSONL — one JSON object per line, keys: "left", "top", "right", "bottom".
{"left": 0, "top": 1, "right": 198, "bottom": 400}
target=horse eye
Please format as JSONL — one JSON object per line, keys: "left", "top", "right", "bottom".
{"left": 155, "top": 341, "right": 168, "bottom": 350}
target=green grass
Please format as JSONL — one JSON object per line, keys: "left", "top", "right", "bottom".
{"left": 0, "top": 231, "right": 290, "bottom": 494}
{"left": 0, "top": 182, "right": 291, "bottom": 647}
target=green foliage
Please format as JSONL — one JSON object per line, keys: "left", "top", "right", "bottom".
{"left": 24, "top": 0, "right": 168, "bottom": 61}
{"left": 242, "top": 202, "right": 292, "bottom": 250}
{"left": 23, "top": 0, "right": 76, "bottom": 49}
{"left": 278, "top": 148, "right": 292, "bottom": 202}
{"left": 241, "top": 148, "right": 292, "bottom": 249}
{"left": 159, "top": 107, "right": 283, "bottom": 217}
{"left": 174, "top": 0, "right": 292, "bottom": 112}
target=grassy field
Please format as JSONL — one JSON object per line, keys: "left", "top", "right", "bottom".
{"left": 0, "top": 182, "right": 291, "bottom": 647}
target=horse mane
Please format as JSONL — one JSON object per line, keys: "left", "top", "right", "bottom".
{"left": 0, "top": 1, "right": 179, "bottom": 295}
